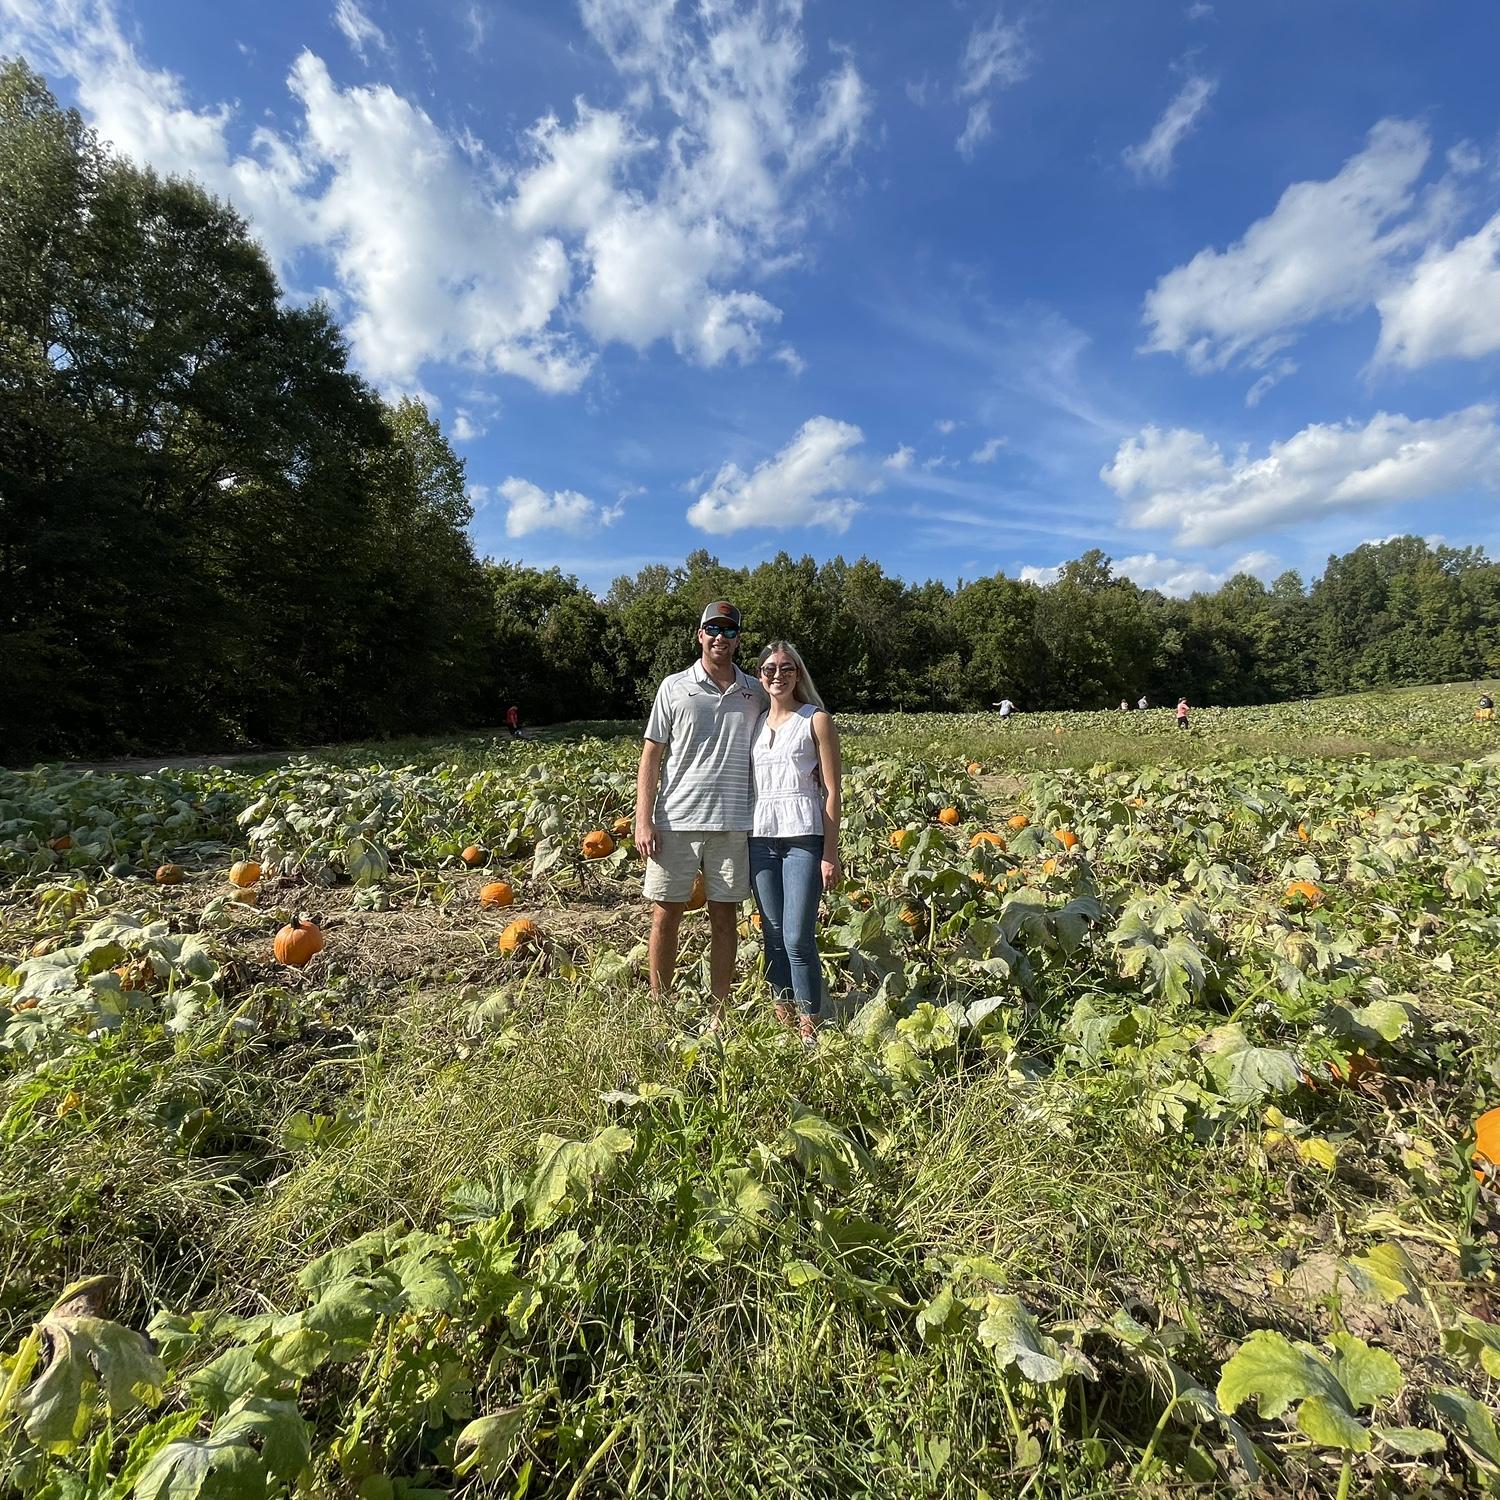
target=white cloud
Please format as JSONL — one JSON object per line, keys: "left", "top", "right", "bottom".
{"left": 1374, "top": 211, "right": 1500, "bottom": 368}
{"left": 4, "top": 0, "right": 867, "bottom": 393}
{"left": 499, "top": 477, "right": 620, "bottom": 537}
{"left": 935, "top": 417, "right": 959, "bottom": 434}
{"left": 333, "top": 0, "right": 389, "bottom": 64}
{"left": 883, "top": 444, "right": 915, "bottom": 471}
{"left": 1122, "top": 74, "right": 1215, "bottom": 183}
{"left": 970, "top": 436, "right": 1007, "bottom": 463}
{"left": 1017, "top": 563, "right": 1060, "bottom": 586}
{"left": 1115, "top": 549, "right": 1277, "bottom": 597}
{"left": 1102, "top": 404, "right": 1500, "bottom": 547}
{"left": 463, "top": 2, "right": 487, "bottom": 50}
{"left": 687, "top": 416, "right": 863, "bottom": 534}
{"left": 452, "top": 410, "right": 485, "bottom": 441}
{"left": 954, "top": 8, "right": 1028, "bottom": 159}
{"left": 1142, "top": 118, "right": 1446, "bottom": 372}
{"left": 773, "top": 343, "right": 806, "bottom": 376}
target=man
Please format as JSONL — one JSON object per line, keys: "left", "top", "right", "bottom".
{"left": 635, "top": 600, "right": 769, "bottom": 1014}
{"left": 997, "top": 697, "right": 1014, "bottom": 719}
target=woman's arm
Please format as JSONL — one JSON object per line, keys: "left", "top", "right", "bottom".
{"left": 812, "top": 710, "right": 842, "bottom": 889}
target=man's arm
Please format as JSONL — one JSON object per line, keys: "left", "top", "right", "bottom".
{"left": 635, "top": 738, "right": 665, "bottom": 858}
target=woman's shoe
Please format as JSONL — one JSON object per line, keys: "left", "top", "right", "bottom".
{"left": 798, "top": 1014, "right": 817, "bottom": 1048}
{"left": 773, "top": 999, "right": 794, "bottom": 1027}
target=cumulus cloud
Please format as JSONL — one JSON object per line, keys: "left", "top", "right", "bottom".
{"left": 332, "top": 0, "right": 389, "bottom": 63}
{"left": 1141, "top": 118, "right": 1446, "bottom": 372}
{"left": 1102, "top": 404, "right": 1500, "bottom": 547}
{"left": 1122, "top": 73, "right": 1215, "bottom": 183}
{"left": 1115, "top": 549, "right": 1277, "bottom": 597}
{"left": 935, "top": 417, "right": 959, "bottom": 434}
{"left": 452, "top": 410, "right": 485, "bottom": 441}
{"left": 970, "top": 436, "right": 1007, "bottom": 463}
{"left": 3, "top": 0, "right": 868, "bottom": 393}
{"left": 772, "top": 344, "right": 806, "bottom": 376}
{"left": 1017, "top": 563, "right": 1060, "bottom": 586}
{"left": 499, "top": 477, "right": 620, "bottom": 537}
{"left": 883, "top": 444, "right": 915, "bottom": 471}
{"left": 686, "top": 416, "right": 863, "bottom": 534}
{"left": 1374, "top": 211, "right": 1500, "bottom": 367}
{"left": 954, "top": 8, "right": 1028, "bottom": 159}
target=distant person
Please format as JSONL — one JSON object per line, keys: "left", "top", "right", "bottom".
{"left": 749, "top": 641, "right": 842, "bottom": 1047}
{"left": 1119, "top": 699, "right": 1130, "bottom": 711}
{"left": 1138, "top": 695, "right": 1148, "bottom": 711}
{"left": 1176, "top": 696, "right": 1190, "bottom": 731}
{"left": 635, "top": 600, "right": 769, "bottom": 1022}
{"left": 1479, "top": 692, "right": 1495, "bottom": 722}
{"left": 997, "top": 697, "right": 1015, "bottom": 719}
{"left": 506, "top": 704, "right": 521, "bottom": 738}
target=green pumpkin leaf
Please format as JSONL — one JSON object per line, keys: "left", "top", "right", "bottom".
{"left": 133, "top": 1395, "right": 309, "bottom": 1500}
{"left": 1345, "top": 1242, "right": 1421, "bottom": 1306}
{"left": 524, "top": 1124, "right": 633, "bottom": 1231}
{"left": 976, "top": 1296, "right": 1067, "bottom": 1384}
{"left": 1429, "top": 1385, "right": 1500, "bottom": 1475}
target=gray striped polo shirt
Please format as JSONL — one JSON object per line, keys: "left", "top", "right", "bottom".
{"left": 644, "top": 661, "right": 769, "bottom": 831}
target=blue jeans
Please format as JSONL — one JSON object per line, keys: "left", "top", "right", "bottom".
{"left": 749, "top": 836, "right": 824, "bottom": 1016}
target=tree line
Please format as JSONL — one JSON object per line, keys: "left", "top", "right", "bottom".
{"left": 3, "top": 59, "right": 1497, "bottom": 761}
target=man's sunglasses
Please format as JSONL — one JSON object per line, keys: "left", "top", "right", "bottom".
{"left": 702, "top": 623, "right": 739, "bottom": 638}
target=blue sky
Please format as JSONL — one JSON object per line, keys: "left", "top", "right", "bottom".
{"left": 5, "top": 0, "right": 1500, "bottom": 595}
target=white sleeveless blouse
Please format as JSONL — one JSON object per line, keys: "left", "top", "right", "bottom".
{"left": 751, "top": 704, "right": 824, "bottom": 838}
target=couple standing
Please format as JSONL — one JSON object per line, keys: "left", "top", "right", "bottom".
{"left": 633, "top": 600, "right": 842, "bottom": 1042}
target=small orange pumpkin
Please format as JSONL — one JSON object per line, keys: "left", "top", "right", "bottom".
{"left": 889, "top": 829, "right": 913, "bottom": 850}
{"left": 1284, "top": 879, "right": 1324, "bottom": 907}
{"left": 480, "top": 880, "right": 515, "bottom": 908}
{"left": 899, "top": 905, "right": 924, "bottom": 929}
{"left": 1007, "top": 814, "right": 1030, "bottom": 831}
{"left": 498, "top": 917, "right": 541, "bottom": 954}
{"left": 1473, "top": 1108, "right": 1500, "bottom": 1183}
{"left": 1041, "top": 857, "right": 1058, "bottom": 876}
{"left": 612, "top": 815, "right": 633, "bottom": 838}
{"left": 461, "top": 845, "right": 486, "bottom": 867}
{"left": 229, "top": 860, "right": 261, "bottom": 888}
{"left": 1054, "top": 829, "right": 1078, "bottom": 850}
{"left": 685, "top": 872, "right": 707, "bottom": 912}
{"left": 273, "top": 917, "right": 324, "bottom": 968}
{"left": 937, "top": 807, "right": 960, "bottom": 826}
{"left": 48, "top": 835, "right": 73, "bottom": 852}
{"left": 1295, "top": 823, "right": 1310, "bottom": 842}
{"left": 966, "top": 761, "right": 982, "bottom": 775}
{"left": 969, "top": 831, "right": 1006, "bottom": 849}
{"left": 155, "top": 864, "right": 185, "bottom": 885}
{"left": 582, "top": 830, "right": 616, "bottom": 859}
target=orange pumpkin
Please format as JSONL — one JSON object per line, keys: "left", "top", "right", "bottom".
{"left": 1054, "top": 829, "right": 1079, "bottom": 850}
{"left": 685, "top": 872, "right": 707, "bottom": 912}
{"left": 1473, "top": 1108, "right": 1500, "bottom": 1183}
{"left": 937, "top": 807, "right": 960, "bottom": 826}
{"left": 498, "top": 917, "right": 541, "bottom": 954}
{"left": 1284, "top": 880, "right": 1324, "bottom": 907}
{"left": 479, "top": 880, "right": 515, "bottom": 909}
{"left": 461, "top": 845, "right": 486, "bottom": 867}
{"left": 229, "top": 860, "right": 261, "bottom": 888}
{"left": 899, "top": 905, "right": 924, "bottom": 929}
{"left": 969, "top": 831, "right": 1006, "bottom": 849}
{"left": 155, "top": 864, "right": 184, "bottom": 885}
{"left": 582, "top": 830, "right": 616, "bottom": 860}
{"left": 273, "top": 918, "right": 324, "bottom": 968}
{"left": 1041, "top": 857, "right": 1058, "bottom": 876}
{"left": 1296, "top": 823, "right": 1310, "bottom": 842}
{"left": 612, "top": 816, "right": 633, "bottom": 838}
{"left": 966, "top": 761, "right": 982, "bottom": 775}
{"left": 889, "top": 829, "right": 913, "bottom": 850}
{"left": 969, "top": 871, "right": 989, "bottom": 886}
{"left": 1007, "top": 814, "right": 1030, "bottom": 832}
{"left": 48, "top": 835, "right": 73, "bottom": 852}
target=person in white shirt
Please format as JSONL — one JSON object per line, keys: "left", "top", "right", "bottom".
{"left": 635, "top": 601, "right": 769, "bottom": 1013}
{"left": 997, "top": 697, "right": 1014, "bottom": 719}
{"left": 749, "top": 641, "right": 842, "bottom": 1045}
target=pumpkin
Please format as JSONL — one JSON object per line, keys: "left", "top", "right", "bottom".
{"left": 498, "top": 917, "right": 541, "bottom": 954}
{"left": 970, "top": 870, "right": 989, "bottom": 886}
{"left": 1327, "top": 1054, "right": 1380, "bottom": 1086}
{"left": 899, "top": 905, "right": 924, "bottom": 929}
{"left": 229, "top": 860, "right": 261, "bottom": 888}
{"left": 155, "top": 864, "right": 185, "bottom": 885}
{"left": 48, "top": 835, "right": 72, "bottom": 852}
{"left": 1473, "top": 1107, "right": 1500, "bottom": 1183}
{"left": 1295, "top": 823, "right": 1310, "bottom": 842}
{"left": 461, "top": 845, "right": 486, "bottom": 867}
{"left": 1054, "top": 829, "right": 1078, "bottom": 850}
{"left": 582, "top": 830, "right": 616, "bottom": 859}
{"left": 273, "top": 917, "right": 325, "bottom": 968}
{"left": 969, "top": 831, "right": 1006, "bottom": 849}
{"left": 480, "top": 880, "right": 515, "bottom": 908}
{"left": 612, "top": 815, "right": 633, "bottom": 838}
{"left": 1041, "top": 857, "right": 1058, "bottom": 876}
{"left": 685, "top": 872, "right": 707, "bottom": 912}
{"left": 889, "top": 829, "right": 913, "bottom": 850}
{"left": 937, "top": 807, "right": 960, "bottom": 826}
{"left": 230, "top": 886, "right": 260, "bottom": 906}
{"left": 846, "top": 888, "right": 872, "bottom": 909}
{"left": 1284, "top": 880, "right": 1324, "bottom": 907}
{"left": 966, "top": 761, "right": 982, "bottom": 775}
{"left": 1007, "top": 814, "right": 1030, "bottom": 831}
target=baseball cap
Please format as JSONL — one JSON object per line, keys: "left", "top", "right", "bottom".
{"left": 700, "top": 600, "right": 742, "bottom": 628}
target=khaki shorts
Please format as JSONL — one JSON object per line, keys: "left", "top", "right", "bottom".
{"left": 643, "top": 829, "right": 749, "bottom": 904}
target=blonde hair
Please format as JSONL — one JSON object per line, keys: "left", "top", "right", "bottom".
{"left": 758, "top": 641, "right": 826, "bottom": 711}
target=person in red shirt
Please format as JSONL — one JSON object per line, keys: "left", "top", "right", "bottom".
{"left": 506, "top": 705, "right": 521, "bottom": 737}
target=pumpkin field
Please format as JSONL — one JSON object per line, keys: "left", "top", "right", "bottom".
{"left": 2, "top": 682, "right": 1499, "bottom": 1498}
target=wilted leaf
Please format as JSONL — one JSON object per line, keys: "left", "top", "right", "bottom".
{"left": 1345, "top": 1242, "right": 1421, "bottom": 1306}
{"left": 524, "top": 1124, "right": 633, "bottom": 1231}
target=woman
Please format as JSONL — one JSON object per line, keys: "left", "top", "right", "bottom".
{"left": 1176, "top": 696, "right": 1190, "bottom": 730}
{"left": 749, "top": 641, "right": 842, "bottom": 1045}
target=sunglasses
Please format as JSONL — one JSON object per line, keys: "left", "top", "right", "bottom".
{"left": 761, "top": 663, "right": 797, "bottom": 678}
{"left": 702, "top": 623, "right": 739, "bottom": 638}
